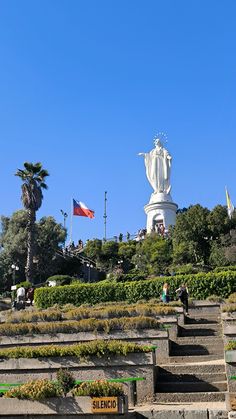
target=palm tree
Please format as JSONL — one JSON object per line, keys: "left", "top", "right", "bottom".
{"left": 15, "top": 162, "right": 49, "bottom": 283}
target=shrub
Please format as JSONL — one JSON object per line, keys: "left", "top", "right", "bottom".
{"left": 64, "top": 303, "right": 176, "bottom": 321}
{"left": 225, "top": 341, "right": 236, "bottom": 351}
{"left": 206, "top": 295, "right": 224, "bottom": 303}
{"left": 6, "top": 308, "right": 62, "bottom": 324}
{"left": 116, "top": 273, "right": 146, "bottom": 282}
{"left": 56, "top": 369, "right": 76, "bottom": 396}
{"left": 228, "top": 293, "right": 236, "bottom": 303}
{"left": 3, "top": 302, "right": 178, "bottom": 325}
{"left": 16, "top": 281, "right": 32, "bottom": 289}
{"left": 34, "top": 271, "right": 236, "bottom": 309}
{"left": 46, "top": 275, "right": 76, "bottom": 286}
{"left": 4, "top": 379, "right": 58, "bottom": 400}
{"left": 221, "top": 304, "right": 236, "bottom": 313}
{"left": 0, "top": 340, "right": 154, "bottom": 359}
{"left": 0, "top": 316, "right": 160, "bottom": 336}
{"left": 214, "top": 266, "right": 236, "bottom": 273}
{"left": 72, "top": 380, "right": 124, "bottom": 397}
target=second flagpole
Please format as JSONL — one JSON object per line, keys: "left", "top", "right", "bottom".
{"left": 69, "top": 197, "right": 73, "bottom": 244}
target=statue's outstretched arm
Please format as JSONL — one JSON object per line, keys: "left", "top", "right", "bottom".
{"left": 138, "top": 152, "right": 146, "bottom": 157}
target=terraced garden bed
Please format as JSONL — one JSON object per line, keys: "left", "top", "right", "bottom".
{"left": 0, "top": 340, "right": 156, "bottom": 403}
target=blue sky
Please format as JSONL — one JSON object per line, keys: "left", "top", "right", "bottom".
{"left": 0, "top": 1, "right": 235, "bottom": 243}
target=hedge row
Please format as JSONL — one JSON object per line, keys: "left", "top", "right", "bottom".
{"left": 0, "top": 316, "right": 160, "bottom": 336}
{"left": 0, "top": 340, "right": 153, "bottom": 359}
{"left": 6, "top": 302, "right": 176, "bottom": 324}
{"left": 4, "top": 379, "right": 124, "bottom": 399}
{"left": 34, "top": 270, "right": 236, "bottom": 309}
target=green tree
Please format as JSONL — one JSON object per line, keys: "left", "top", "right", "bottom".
{"left": 0, "top": 211, "right": 28, "bottom": 288}
{"left": 36, "top": 216, "right": 66, "bottom": 281}
{"left": 0, "top": 211, "right": 66, "bottom": 287}
{"left": 101, "top": 241, "right": 119, "bottom": 271}
{"left": 172, "top": 204, "right": 210, "bottom": 265}
{"left": 118, "top": 241, "right": 137, "bottom": 272}
{"left": 83, "top": 239, "right": 103, "bottom": 264}
{"left": 15, "top": 162, "right": 49, "bottom": 282}
{"left": 138, "top": 233, "right": 172, "bottom": 275}
{"left": 207, "top": 205, "right": 231, "bottom": 239}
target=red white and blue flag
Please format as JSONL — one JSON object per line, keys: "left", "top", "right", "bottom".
{"left": 73, "top": 199, "right": 95, "bottom": 219}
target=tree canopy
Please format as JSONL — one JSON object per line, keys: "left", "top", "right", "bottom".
{"left": 0, "top": 211, "right": 66, "bottom": 289}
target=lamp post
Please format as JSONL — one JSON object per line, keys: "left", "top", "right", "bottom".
{"left": 86, "top": 263, "right": 93, "bottom": 282}
{"left": 11, "top": 264, "right": 19, "bottom": 286}
{"left": 60, "top": 210, "right": 68, "bottom": 229}
{"left": 60, "top": 210, "right": 68, "bottom": 248}
{"left": 11, "top": 264, "right": 19, "bottom": 304}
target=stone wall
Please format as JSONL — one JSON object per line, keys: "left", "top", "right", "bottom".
{"left": 0, "top": 352, "right": 155, "bottom": 403}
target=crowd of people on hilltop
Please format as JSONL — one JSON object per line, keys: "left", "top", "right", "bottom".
{"left": 108, "top": 224, "right": 168, "bottom": 243}
{"left": 62, "top": 239, "right": 84, "bottom": 255}
{"left": 153, "top": 223, "right": 167, "bottom": 237}
{"left": 62, "top": 225, "right": 168, "bottom": 250}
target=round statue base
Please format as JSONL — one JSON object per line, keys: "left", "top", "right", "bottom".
{"left": 144, "top": 193, "right": 178, "bottom": 234}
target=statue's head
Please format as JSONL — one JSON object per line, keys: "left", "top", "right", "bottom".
{"left": 154, "top": 138, "right": 162, "bottom": 148}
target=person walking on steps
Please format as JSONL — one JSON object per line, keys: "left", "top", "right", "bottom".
{"left": 176, "top": 283, "right": 189, "bottom": 315}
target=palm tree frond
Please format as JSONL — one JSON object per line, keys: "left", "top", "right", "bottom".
{"left": 40, "top": 182, "right": 48, "bottom": 190}
{"left": 24, "top": 162, "right": 36, "bottom": 173}
{"left": 39, "top": 169, "right": 49, "bottom": 179}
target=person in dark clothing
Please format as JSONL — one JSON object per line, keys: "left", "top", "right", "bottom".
{"left": 176, "top": 284, "right": 189, "bottom": 315}
{"left": 27, "top": 287, "right": 35, "bottom": 305}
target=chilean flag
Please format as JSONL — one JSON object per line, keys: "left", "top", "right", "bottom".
{"left": 73, "top": 199, "right": 95, "bottom": 219}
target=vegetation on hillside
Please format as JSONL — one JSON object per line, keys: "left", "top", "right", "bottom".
{"left": 83, "top": 204, "right": 236, "bottom": 276}
{"left": 0, "top": 340, "right": 154, "bottom": 359}
{"left": 35, "top": 270, "right": 236, "bottom": 308}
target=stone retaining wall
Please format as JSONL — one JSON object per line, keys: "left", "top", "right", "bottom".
{"left": 0, "top": 396, "right": 128, "bottom": 415}
{"left": 0, "top": 329, "right": 169, "bottom": 363}
{"left": 0, "top": 352, "right": 155, "bottom": 403}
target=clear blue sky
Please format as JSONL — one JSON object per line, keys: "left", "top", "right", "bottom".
{"left": 0, "top": 1, "right": 235, "bottom": 243}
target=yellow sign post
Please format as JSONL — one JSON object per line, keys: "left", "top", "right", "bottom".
{"left": 91, "top": 397, "right": 119, "bottom": 413}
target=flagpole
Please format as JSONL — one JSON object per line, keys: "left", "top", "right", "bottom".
{"left": 69, "top": 197, "right": 73, "bottom": 244}
{"left": 103, "top": 191, "right": 107, "bottom": 241}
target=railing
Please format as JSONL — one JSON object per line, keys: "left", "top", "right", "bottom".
{"left": 56, "top": 249, "right": 96, "bottom": 268}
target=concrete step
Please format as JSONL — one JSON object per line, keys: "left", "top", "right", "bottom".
{"left": 170, "top": 343, "right": 224, "bottom": 356}
{"left": 157, "top": 362, "right": 226, "bottom": 374}
{"left": 157, "top": 371, "right": 227, "bottom": 383}
{"left": 180, "top": 323, "right": 221, "bottom": 330}
{"left": 173, "top": 336, "right": 223, "bottom": 345}
{"left": 179, "top": 324, "right": 222, "bottom": 337}
{"left": 156, "top": 381, "right": 227, "bottom": 392}
{"left": 135, "top": 404, "right": 228, "bottom": 419}
{"left": 154, "top": 391, "right": 226, "bottom": 403}
{"left": 168, "top": 354, "right": 224, "bottom": 363}
{"left": 187, "top": 310, "right": 221, "bottom": 319}
{"left": 185, "top": 316, "right": 220, "bottom": 324}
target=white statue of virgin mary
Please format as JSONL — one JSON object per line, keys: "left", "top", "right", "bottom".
{"left": 138, "top": 138, "right": 172, "bottom": 194}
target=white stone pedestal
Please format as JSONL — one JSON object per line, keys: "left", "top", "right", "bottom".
{"left": 144, "top": 192, "right": 178, "bottom": 234}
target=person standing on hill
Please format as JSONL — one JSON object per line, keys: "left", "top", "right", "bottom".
{"left": 161, "top": 283, "right": 170, "bottom": 303}
{"left": 176, "top": 284, "right": 189, "bottom": 315}
{"left": 16, "top": 286, "right": 25, "bottom": 303}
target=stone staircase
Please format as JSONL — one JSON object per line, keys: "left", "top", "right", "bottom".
{"left": 155, "top": 304, "right": 228, "bottom": 404}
